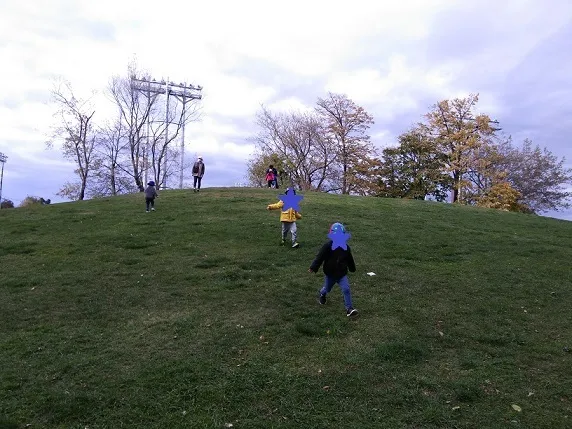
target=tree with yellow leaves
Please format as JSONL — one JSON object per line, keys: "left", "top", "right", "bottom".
{"left": 419, "top": 94, "right": 499, "bottom": 203}
{"left": 316, "top": 93, "right": 376, "bottom": 194}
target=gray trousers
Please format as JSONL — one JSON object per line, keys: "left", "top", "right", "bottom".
{"left": 281, "top": 221, "right": 297, "bottom": 242}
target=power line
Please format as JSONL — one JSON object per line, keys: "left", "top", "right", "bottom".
{"left": 130, "top": 76, "right": 202, "bottom": 189}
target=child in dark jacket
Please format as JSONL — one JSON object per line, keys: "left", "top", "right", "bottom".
{"left": 272, "top": 166, "right": 279, "bottom": 188}
{"left": 144, "top": 181, "right": 158, "bottom": 212}
{"left": 308, "top": 222, "right": 357, "bottom": 316}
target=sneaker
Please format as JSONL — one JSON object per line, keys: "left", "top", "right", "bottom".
{"left": 318, "top": 293, "right": 326, "bottom": 305}
{"left": 151, "top": 208, "right": 155, "bottom": 211}
{"left": 146, "top": 210, "right": 149, "bottom": 213}
{"left": 292, "top": 242, "right": 300, "bottom": 248}
{"left": 346, "top": 307, "right": 358, "bottom": 317}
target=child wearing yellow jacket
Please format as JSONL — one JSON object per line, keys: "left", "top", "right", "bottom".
{"left": 267, "top": 188, "right": 302, "bottom": 248}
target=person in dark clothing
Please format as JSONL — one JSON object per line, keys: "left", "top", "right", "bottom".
{"left": 272, "top": 166, "right": 279, "bottom": 188}
{"left": 144, "top": 181, "right": 158, "bottom": 212}
{"left": 308, "top": 222, "right": 358, "bottom": 316}
{"left": 192, "top": 156, "right": 205, "bottom": 192}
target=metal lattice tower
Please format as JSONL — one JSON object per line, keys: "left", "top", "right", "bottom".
{"left": 131, "top": 76, "right": 202, "bottom": 189}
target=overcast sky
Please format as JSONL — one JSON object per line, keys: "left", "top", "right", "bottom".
{"left": 1, "top": 0, "right": 571, "bottom": 220}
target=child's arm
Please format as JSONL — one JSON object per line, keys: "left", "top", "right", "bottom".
{"left": 347, "top": 246, "right": 356, "bottom": 272}
{"left": 267, "top": 201, "right": 284, "bottom": 210}
{"left": 309, "top": 242, "right": 330, "bottom": 272}
{"left": 295, "top": 211, "right": 302, "bottom": 219}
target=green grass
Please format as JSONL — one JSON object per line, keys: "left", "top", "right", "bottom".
{"left": 1, "top": 187, "right": 571, "bottom": 428}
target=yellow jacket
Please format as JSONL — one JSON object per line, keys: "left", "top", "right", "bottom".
{"left": 267, "top": 200, "right": 302, "bottom": 222}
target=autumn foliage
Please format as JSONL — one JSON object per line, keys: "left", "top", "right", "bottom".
{"left": 252, "top": 92, "right": 572, "bottom": 214}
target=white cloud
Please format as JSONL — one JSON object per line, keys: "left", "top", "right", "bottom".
{"left": 191, "top": 116, "right": 249, "bottom": 139}
{"left": 182, "top": 134, "right": 255, "bottom": 162}
{"left": 1, "top": 0, "right": 572, "bottom": 220}
{"left": 324, "top": 55, "right": 458, "bottom": 121}
{"left": 266, "top": 97, "right": 313, "bottom": 114}
{"left": 200, "top": 74, "right": 276, "bottom": 118}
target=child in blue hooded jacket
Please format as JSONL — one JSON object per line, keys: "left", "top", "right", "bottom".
{"left": 308, "top": 222, "right": 357, "bottom": 317}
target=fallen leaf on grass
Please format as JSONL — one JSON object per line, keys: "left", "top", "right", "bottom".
{"left": 511, "top": 404, "right": 522, "bottom": 412}
{"left": 452, "top": 406, "right": 461, "bottom": 410}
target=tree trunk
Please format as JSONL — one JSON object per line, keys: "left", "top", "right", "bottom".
{"left": 79, "top": 173, "right": 87, "bottom": 200}
{"left": 343, "top": 163, "right": 348, "bottom": 194}
{"left": 452, "top": 170, "right": 460, "bottom": 202}
{"left": 111, "top": 163, "right": 117, "bottom": 196}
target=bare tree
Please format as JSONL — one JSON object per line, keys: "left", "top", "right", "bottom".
{"left": 47, "top": 80, "right": 97, "bottom": 201}
{"left": 108, "top": 62, "right": 202, "bottom": 191}
{"left": 487, "top": 138, "right": 572, "bottom": 213}
{"left": 89, "top": 118, "right": 137, "bottom": 197}
{"left": 108, "top": 65, "right": 159, "bottom": 192}
{"left": 252, "top": 106, "right": 338, "bottom": 191}
{"left": 315, "top": 93, "right": 375, "bottom": 194}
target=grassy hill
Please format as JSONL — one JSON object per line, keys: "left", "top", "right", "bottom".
{"left": 1, "top": 187, "right": 571, "bottom": 429}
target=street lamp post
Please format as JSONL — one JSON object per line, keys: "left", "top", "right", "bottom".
{"left": 0, "top": 152, "right": 7, "bottom": 209}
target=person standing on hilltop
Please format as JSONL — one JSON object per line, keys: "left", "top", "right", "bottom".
{"left": 192, "top": 156, "right": 205, "bottom": 192}
{"left": 265, "top": 165, "right": 276, "bottom": 188}
{"left": 272, "top": 165, "right": 279, "bottom": 189}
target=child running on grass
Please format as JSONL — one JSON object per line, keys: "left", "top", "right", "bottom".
{"left": 267, "top": 187, "right": 302, "bottom": 248}
{"left": 144, "top": 181, "right": 158, "bottom": 213}
{"left": 308, "top": 222, "right": 358, "bottom": 317}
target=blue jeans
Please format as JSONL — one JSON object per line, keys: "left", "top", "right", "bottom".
{"left": 320, "top": 275, "right": 353, "bottom": 309}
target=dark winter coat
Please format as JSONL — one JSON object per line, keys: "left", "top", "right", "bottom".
{"left": 309, "top": 240, "right": 356, "bottom": 280}
{"left": 144, "top": 185, "right": 158, "bottom": 199}
{"left": 192, "top": 161, "right": 205, "bottom": 177}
